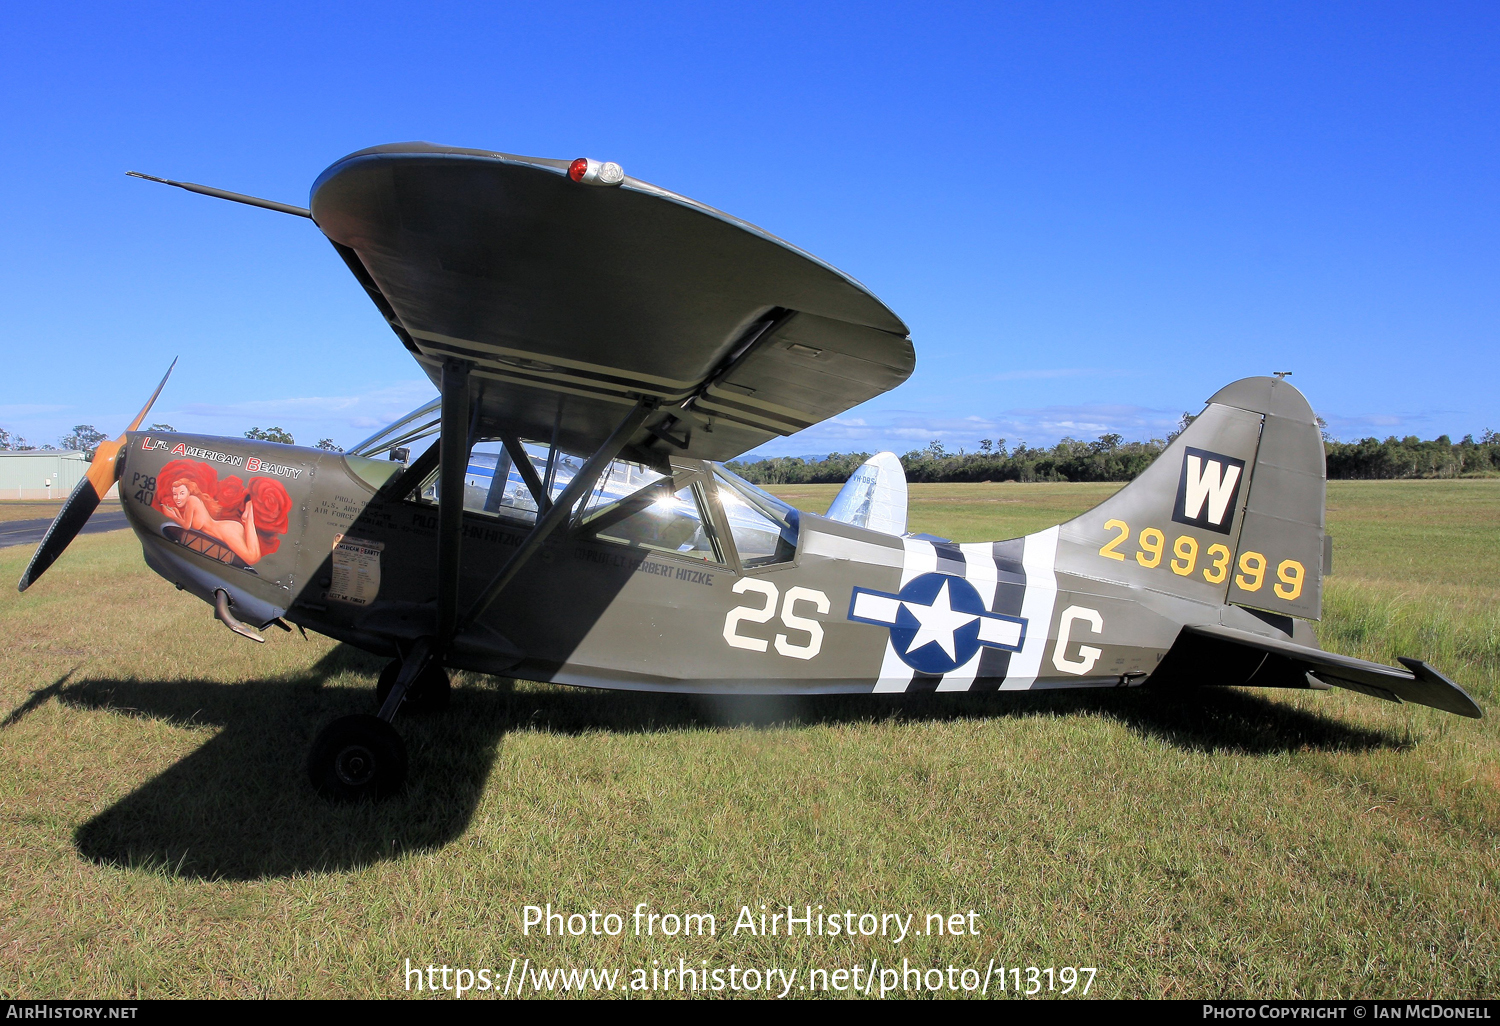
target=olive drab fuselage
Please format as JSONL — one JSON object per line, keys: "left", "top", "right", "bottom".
{"left": 116, "top": 376, "right": 1335, "bottom": 698}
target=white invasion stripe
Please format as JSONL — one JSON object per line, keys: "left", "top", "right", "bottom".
{"left": 1000, "top": 526, "right": 1060, "bottom": 691}
{"left": 937, "top": 650, "right": 984, "bottom": 693}
{"left": 873, "top": 537, "right": 936, "bottom": 693}
{"left": 958, "top": 541, "right": 999, "bottom": 607}
{"left": 900, "top": 537, "right": 937, "bottom": 586}
{"left": 937, "top": 542, "right": 1001, "bottom": 693}
{"left": 852, "top": 592, "right": 901, "bottom": 624}
{"left": 873, "top": 640, "right": 914, "bottom": 692}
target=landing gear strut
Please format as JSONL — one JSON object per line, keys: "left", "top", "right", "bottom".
{"left": 307, "top": 638, "right": 439, "bottom": 801}
{"left": 375, "top": 658, "right": 451, "bottom": 713}
{"left": 309, "top": 362, "right": 481, "bottom": 801}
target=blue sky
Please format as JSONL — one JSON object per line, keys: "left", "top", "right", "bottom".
{"left": 2, "top": 2, "right": 1496, "bottom": 457}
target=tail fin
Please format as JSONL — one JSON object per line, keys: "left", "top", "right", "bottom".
{"left": 1057, "top": 376, "right": 1326, "bottom": 619}
{"left": 826, "top": 451, "right": 908, "bottom": 536}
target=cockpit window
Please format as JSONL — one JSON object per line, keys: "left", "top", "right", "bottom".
{"left": 712, "top": 466, "right": 799, "bottom": 567}
{"left": 579, "top": 470, "right": 723, "bottom": 564}
{"left": 412, "top": 438, "right": 582, "bottom": 524}
{"left": 579, "top": 460, "right": 669, "bottom": 516}
{"left": 401, "top": 435, "right": 796, "bottom": 570}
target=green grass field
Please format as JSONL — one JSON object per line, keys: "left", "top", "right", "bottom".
{"left": 0, "top": 480, "right": 1495, "bottom": 999}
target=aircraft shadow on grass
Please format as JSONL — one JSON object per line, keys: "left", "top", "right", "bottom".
{"left": 11, "top": 644, "right": 1402, "bottom": 882}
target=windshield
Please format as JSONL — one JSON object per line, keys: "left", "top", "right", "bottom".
{"left": 712, "top": 464, "right": 799, "bottom": 567}
{"left": 346, "top": 399, "right": 440, "bottom": 460}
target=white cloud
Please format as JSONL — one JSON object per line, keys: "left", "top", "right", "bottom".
{"left": 177, "top": 396, "right": 362, "bottom": 419}
{"left": 735, "top": 400, "right": 1478, "bottom": 458}
{"left": 1318, "top": 410, "right": 1465, "bottom": 440}
{"left": 0, "top": 378, "right": 440, "bottom": 451}
{"left": 146, "top": 380, "right": 439, "bottom": 446}
{"left": 738, "top": 402, "right": 1183, "bottom": 459}
{"left": 172, "top": 380, "right": 435, "bottom": 424}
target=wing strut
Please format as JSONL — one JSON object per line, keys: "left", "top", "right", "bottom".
{"left": 436, "top": 359, "right": 473, "bottom": 649}
{"left": 457, "top": 398, "right": 658, "bottom": 635}
{"left": 380, "top": 391, "right": 654, "bottom": 723}
{"left": 498, "top": 433, "right": 551, "bottom": 514}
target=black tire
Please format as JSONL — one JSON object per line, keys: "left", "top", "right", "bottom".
{"left": 307, "top": 714, "right": 407, "bottom": 801}
{"left": 375, "top": 659, "right": 452, "bottom": 714}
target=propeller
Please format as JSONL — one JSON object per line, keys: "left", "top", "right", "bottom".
{"left": 17, "top": 360, "right": 177, "bottom": 592}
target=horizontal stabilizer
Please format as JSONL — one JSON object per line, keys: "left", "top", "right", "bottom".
{"left": 1160, "top": 623, "right": 1481, "bottom": 719}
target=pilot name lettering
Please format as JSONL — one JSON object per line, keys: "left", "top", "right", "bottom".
{"left": 631, "top": 560, "right": 716, "bottom": 586}
{"left": 571, "top": 547, "right": 715, "bottom": 585}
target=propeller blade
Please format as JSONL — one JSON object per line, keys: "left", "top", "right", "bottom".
{"left": 17, "top": 360, "right": 177, "bottom": 592}
{"left": 17, "top": 478, "right": 102, "bottom": 592}
{"left": 123, "top": 357, "right": 177, "bottom": 434}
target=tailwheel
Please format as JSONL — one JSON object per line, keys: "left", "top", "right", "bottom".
{"left": 307, "top": 714, "right": 407, "bottom": 801}
{"left": 375, "top": 658, "right": 451, "bottom": 713}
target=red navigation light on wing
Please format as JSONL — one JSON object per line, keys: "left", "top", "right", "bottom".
{"left": 567, "top": 158, "right": 625, "bottom": 186}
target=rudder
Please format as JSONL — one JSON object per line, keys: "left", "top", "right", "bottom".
{"left": 1211, "top": 377, "right": 1326, "bottom": 620}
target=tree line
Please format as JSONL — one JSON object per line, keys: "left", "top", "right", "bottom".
{"left": 4, "top": 419, "right": 1495, "bottom": 483}
{"left": 726, "top": 428, "right": 1500, "bottom": 485}
{"left": 0, "top": 424, "right": 342, "bottom": 459}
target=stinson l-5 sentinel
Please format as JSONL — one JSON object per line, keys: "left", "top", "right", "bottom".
{"left": 21, "top": 143, "right": 1480, "bottom": 800}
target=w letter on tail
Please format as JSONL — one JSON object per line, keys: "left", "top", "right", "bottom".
{"left": 1172, "top": 447, "right": 1245, "bottom": 534}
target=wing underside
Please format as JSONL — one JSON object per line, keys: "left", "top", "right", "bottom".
{"left": 310, "top": 143, "right": 914, "bottom": 463}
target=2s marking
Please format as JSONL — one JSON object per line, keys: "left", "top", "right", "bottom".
{"left": 723, "top": 580, "right": 830, "bottom": 659}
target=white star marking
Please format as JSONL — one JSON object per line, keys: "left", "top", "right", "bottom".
{"left": 902, "top": 580, "right": 980, "bottom": 661}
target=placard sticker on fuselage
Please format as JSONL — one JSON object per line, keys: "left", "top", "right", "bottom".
{"left": 328, "top": 537, "right": 383, "bottom": 605}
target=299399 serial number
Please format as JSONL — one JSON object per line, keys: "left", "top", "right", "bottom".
{"left": 1099, "top": 518, "right": 1307, "bottom": 599}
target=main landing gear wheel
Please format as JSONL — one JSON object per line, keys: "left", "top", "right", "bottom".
{"left": 307, "top": 714, "right": 407, "bottom": 802}
{"left": 375, "top": 659, "right": 451, "bottom": 713}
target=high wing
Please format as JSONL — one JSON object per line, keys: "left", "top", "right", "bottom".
{"left": 309, "top": 142, "right": 913, "bottom": 463}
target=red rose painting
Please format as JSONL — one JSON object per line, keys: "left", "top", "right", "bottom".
{"left": 154, "top": 458, "right": 294, "bottom": 565}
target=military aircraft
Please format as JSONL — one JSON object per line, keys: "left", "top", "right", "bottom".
{"left": 19, "top": 143, "right": 1480, "bottom": 801}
